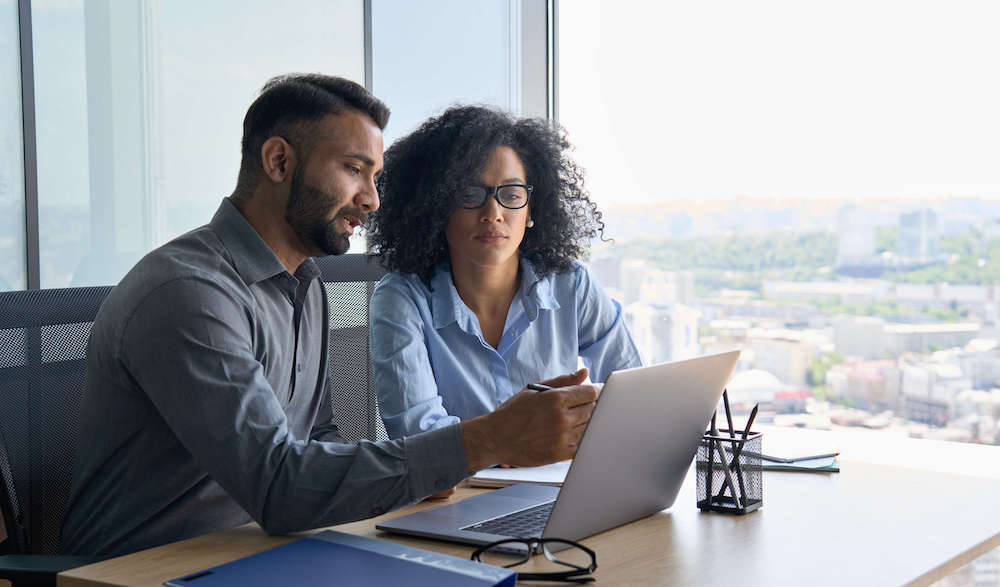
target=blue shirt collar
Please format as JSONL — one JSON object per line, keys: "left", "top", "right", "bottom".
{"left": 517, "top": 258, "right": 561, "bottom": 319}
{"left": 429, "top": 258, "right": 561, "bottom": 331}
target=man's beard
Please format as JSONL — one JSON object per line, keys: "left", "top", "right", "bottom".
{"left": 285, "top": 167, "right": 359, "bottom": 257}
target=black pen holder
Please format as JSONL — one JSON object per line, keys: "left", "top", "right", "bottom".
{"left": 696, "top": 430, "right": 763, "bottom": 514}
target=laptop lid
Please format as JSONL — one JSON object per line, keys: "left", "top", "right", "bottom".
{"left": 376, "top": 350, "right": 740, "bottom": 545}
{"left": 543, "top": 349, "right": 740, "bottom": 541}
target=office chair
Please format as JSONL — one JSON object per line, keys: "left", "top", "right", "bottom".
{"left": 314, "top": 253, "right": 390, "bottom": 443}
{"left": 0, "top": 287, "right": 112, "bottom": 586}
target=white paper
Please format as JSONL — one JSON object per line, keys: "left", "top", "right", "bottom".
{"left": 468, "top": 461, "right": 572, "bottom": 487}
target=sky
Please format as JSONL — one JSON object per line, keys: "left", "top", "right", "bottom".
{"left": 558, "top": 0, "right": 1000, "bottom": 207}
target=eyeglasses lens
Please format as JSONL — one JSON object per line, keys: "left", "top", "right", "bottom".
{"left": 497, "top": 186, "right": 527, "bottom": 207}
{"left": 541, "top": 541, "right": 595, "bottom": 571}
{"left": 477, "top": 542, "right": 531, "bottom": 568}
{"left": 458, "top": 185, "right": 529, "bottom": 209}
{"left": 459, "top": 186, "right": 487, "bottom": 208}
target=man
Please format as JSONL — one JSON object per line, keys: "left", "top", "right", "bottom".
{"left": 60, "top": 74, "right": 598, "bottom": 557}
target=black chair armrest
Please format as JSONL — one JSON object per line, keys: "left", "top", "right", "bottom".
{"left": 0, "top": 554, "right": 107, "bottom": 587}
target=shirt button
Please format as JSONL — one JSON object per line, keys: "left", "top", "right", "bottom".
{"left": 434, "top": 479, "right": 447, "bottom": 490}
{"left": 371, "top": 506, "right": 385, "bottom": 516}
{"left": 296, "top": 363, "right": 303, "bottom": 373}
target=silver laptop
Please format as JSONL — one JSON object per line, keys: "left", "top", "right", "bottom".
{"left": 376, "top": 350, "right": 740, "bottom": 546}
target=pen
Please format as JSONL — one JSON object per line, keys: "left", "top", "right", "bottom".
{"left": 713, "top": 432, "right": 741, "bottom": 508}
{"left": 740, "top": 404, "right": 759, "bottom": 441}
{"left": 527, "top": 383, "right": 552, "bottom": 392}
{"left": 709, "top": 411, "right": 740, "bottom": 508}
{"left": 722, "top": 389, "right": 746, "bottom": 508}
{"left": 715, "top": 403, "right": 760, "bottom": 504}
{"left": 730, "top": 403, "right": 759, "bottom": 464}
{"left": 722, "top": 389, "right": 735, "bottom": 439}
{"left": 705, "top": 412, "right": 717, "bottom": 506}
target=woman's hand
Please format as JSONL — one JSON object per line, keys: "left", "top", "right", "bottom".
{"left": 537, "top": 367, "right": 589, "bottom": 389}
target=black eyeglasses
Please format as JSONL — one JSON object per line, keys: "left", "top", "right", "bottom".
{"left": 458, "top": 184, "right": 534, "bottom": 209}
{"left": 471, "top": 538, "right": 597, "bottom": 583}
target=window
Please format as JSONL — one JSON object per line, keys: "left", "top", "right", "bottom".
{"left": 30, "top": 0, "right": 364, "bottom": 287}
{"left": 11, "top": 0, "right": 542, "bottom": 287}
{"left": 371, "top": 0, "right": 525, "bottom": 144}
{"left": 560, "top": 1, "right": 1000, "bottom": 445}
{"left": 0, "top": 0, "right": 25, "bottom": 291}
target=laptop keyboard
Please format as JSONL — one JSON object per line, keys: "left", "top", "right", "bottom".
{"left": 462, "top": 501, "right": 555, "bottom": 538}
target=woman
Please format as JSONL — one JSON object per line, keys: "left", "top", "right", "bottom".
{"left": 367, "top": 105, "right": 642, "bottom": 441}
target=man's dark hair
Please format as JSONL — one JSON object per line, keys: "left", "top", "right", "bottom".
{"left": 367, "top": 105, "right": 605, "bottom": 285}
{"left": 234, "top": 73, "right": 390, "bottom": 195}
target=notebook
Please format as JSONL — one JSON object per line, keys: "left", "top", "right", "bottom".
{"left": 761, "top": 426, "right": 840, "bottom": 462}
{"left": 163, "top": 530, "right": 515, "bottom": 586}
{"left": 376, "top": 350, "right": 741, "bottom": 547}
{"left": 467, "top": 461, "right": 571, "bottom": 488}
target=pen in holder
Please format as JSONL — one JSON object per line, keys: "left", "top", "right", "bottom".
{"left": 696, "top": 429, "right": 763, "bottom": 514}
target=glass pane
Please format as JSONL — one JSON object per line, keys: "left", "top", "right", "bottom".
{"left": 372, "top": 0, "right": 520, "bottom": 145}
{"left": 0, "top": 0, "right": 26, "bottom": 291}
{"left": 559, "top": 0, "right": 1000, "bottom": 442}
{"left": 32, "top": 0, "right": 364, "bottom": 287}
{"left": 31, "top": 0, "right": 89, "bottom": 289}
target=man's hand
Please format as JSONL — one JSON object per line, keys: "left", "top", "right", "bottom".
{"left": 461, "top": 368, "right": 600, "bottom": 472}
{"left": 424, "top": 487, "right": 457, "bottom": 500}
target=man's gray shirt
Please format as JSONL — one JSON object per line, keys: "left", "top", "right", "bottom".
{"left": 61, "top": 199, "right": 467, "bottom": 556}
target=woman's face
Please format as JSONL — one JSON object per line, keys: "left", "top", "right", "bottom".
{"left": 445, "top": 146, "right": 531, "bottom": 273}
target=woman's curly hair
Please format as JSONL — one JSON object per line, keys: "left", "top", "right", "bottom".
{"left": 367, "top": 105, "right": 605, "bottom": 285}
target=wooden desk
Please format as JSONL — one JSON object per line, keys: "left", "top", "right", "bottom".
{"left": 59, "top": 458, "right": 1000, "bottom": 586}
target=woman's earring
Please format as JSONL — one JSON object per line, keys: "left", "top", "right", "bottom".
{"left": 526, "top": 219, "right": 535, "bottom": 228}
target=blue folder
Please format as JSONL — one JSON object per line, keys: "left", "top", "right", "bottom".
{"left": 164, "top": 530, "right": 516, "bottom": 587}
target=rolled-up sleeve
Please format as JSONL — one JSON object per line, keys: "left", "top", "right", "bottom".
{"left": 120, "top": 277, "right": 468, "bottom": 534}
{"left": 370, "top": 280, "right": 460, "bottom": 439}
{"left": 574, "top": 266, "right": 644, "bottom": 381}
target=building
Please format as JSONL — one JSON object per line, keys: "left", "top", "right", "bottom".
{"left": 833, "top": 315, "right": 889, "bottom": 359}
{"left": 899, "top": 360, "right": 973, "bottom": 426}
{"left": 834, "top": 315, "right": 981, "bottom": 359}
{"left": 884, "top": 322, "right": 981, "bottom": 356}
{"left": 836, "top": 204, "right": 876, "bottom": 268}
{"left": 620, "top": 259, "right": 648, "bottom": 306}
{"left": 953, "top": 389, "right": 1000, "bottom": 444}
{"left": 745, "top": 328, "right": 824, "bottom": 387}
{"left": 902, "top": 395, "right": 950, "bottom": 427}
{"left": 625, "top": 301, "right": 700, "bottom": 364}
{"left": 587, "top": 257, "right": 622, "bottom": 292}
{"left": 699, "top": 297, "right": 819, "bottom": 326}
{"left": 894, "top": 282, "right": 998, "bottom": 308}
{"left": 898, "top": 208, "right": 940, "bottom": 261}
{"left": 957, "top": 339, "right": 1000, "bottom": 390}
{"left": 725, "top": 369, "right": 784, "bottom": 412}
{"left": 668, "top": 270, "right": 696, "bottom": 304}
{"left": 825, "top": 360, "right": 901, "bottom": 412}
{"left": 764, "top": 280, "right": 889, "bottom": 304}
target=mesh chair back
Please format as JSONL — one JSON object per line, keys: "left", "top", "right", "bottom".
{"left": 0, "top": 286, "right": 112, "bottom": 556}
{"left": 314, "top": 254, "right": 389, "bottom": 442}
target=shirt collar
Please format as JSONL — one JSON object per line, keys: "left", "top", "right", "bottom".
{"left": 517, "top": 258, "right": 560, "bottom": 319}
{"left": 429, "top": 258, "right": 561, "bottom": 330}
{"left": 210, "top": 198, "right": 309, "bottom": 286}
{"left": 430, "top": 264, "right": 472, "bottom": 331}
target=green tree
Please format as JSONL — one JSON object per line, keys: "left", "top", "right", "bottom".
{"left": 808, "top": 352, "right": 845, "bottom": 388}
{"left": 876, "top": 226, "right": 897, "bottom": 253}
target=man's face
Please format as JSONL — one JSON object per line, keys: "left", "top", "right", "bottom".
{"left": 285, "top": 110, "right": 383, "bottom": 257}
